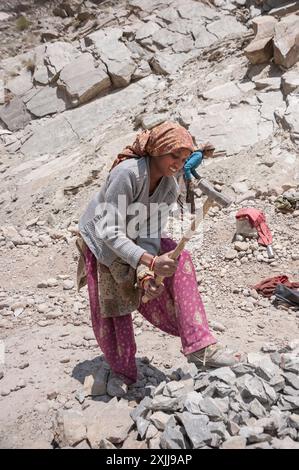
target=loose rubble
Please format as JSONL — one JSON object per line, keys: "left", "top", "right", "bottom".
{"left": 50, "top": 343, "right": 299, "bottom": 449}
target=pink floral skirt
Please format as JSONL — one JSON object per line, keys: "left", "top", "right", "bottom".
{"left": 84, "top": 238, "right": 216, "bottom": 384}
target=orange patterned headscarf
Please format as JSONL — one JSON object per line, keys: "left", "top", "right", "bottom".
{"left": 110, "top": 121, "right": 195, "bottom": 171}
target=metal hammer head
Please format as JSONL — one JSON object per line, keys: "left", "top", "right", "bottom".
{"left": 195, "top": 178, "right": 232, "bottom": 208}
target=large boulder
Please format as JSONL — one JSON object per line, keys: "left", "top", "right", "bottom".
{"left": 244, "top": 16, "right": 277, "bottom": 64}
{"left": 44, "top": 41, "right": 80, "bottom": 78}
{"left": 86, "top": 28, "right": 136, "bottom": 87}
{"left": 273, "top": 14, "right": 299, "bottom": 69}
{"left": 58, "top": 53, "right": 111, "bottom": 106}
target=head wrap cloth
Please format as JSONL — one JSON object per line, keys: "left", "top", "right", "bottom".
{"left": 110, "top": 121, "right": 195, "bottom": 171}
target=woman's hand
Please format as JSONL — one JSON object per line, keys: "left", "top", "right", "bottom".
{"left": 143, "top": 277, "right": 165, "bottom": 301}
{"left": 153, "top": 251, "right": 178, "bottom": 277}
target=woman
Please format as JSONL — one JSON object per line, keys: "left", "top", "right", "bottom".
{"left": 184, "top": 142, "right": 216, "bottom": 213}
{"left": 77, "top": 122, "right": 243, "bottom": 395}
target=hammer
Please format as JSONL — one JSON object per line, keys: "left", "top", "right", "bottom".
{"left": 141, "top": 197, "right": 214, "bottom": 304}
{"left": 193, "top": 178, "right": 232, "bottom": 209}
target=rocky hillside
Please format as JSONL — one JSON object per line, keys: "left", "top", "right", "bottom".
{"left": 0, "top": 0, "right": 298, "bottom": 449}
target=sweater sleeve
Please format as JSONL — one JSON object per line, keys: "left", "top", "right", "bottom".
{"left": 184, "top": 151, "right": 203, "bottom": 180}
{"left": 95, "top": 168, "right": 146, "bottom": 268}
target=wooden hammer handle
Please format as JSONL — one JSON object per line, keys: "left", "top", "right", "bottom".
{"left": 141, "top": 207, "right": 206, "bottom": 304}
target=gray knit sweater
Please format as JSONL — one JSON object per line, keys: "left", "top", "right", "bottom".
{"left": 79, "top": 156, "right": 179, "bottom": 268}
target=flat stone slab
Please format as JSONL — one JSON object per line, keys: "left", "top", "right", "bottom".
{"left": 21, "top": 114, "right": 79, "bottom": 157}
{"left": 189, "top": 103, "right": 268, "bottom": 155}
{"left": 25, "top": 86, "right": 67, "bottom": 117}
{"left": 20, "top": 75, "right": 159, "bottom": 156}
{"left": 58, "top": 53, "right": 111, "bottom": 105}
{"left": 203, "top": 82, "right": 242, "bottom": 101}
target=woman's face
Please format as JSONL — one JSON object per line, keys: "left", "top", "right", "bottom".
{"left": 151, "top": 148, "right": 191, "bottom": 177}
{"left": 204, "top": 148, "right": 215, "bottom": 159}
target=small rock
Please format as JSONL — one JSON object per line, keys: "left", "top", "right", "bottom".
{"left": 19, "top": 362, "right": 29, "bottom": 370}
{"left": 63, "top": 280, "right": 74, "bottom": 290}
{"left": 225, "top": 249, "right": 238, "bottom": 260}
{"left": 46, "top": 278, "right": 58, "bottom": 288}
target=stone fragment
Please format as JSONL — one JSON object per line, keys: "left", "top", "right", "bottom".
{"left": 83, "top": 367, "right": 109, "bottom": 396}
{"left": 197, "top": 397, "right": 225, "bottom": 421}
{"left": 150, "top": 395, "right": 179, "bottom": 412}
{"left": 150, "top": 411, "right": 171, "bottom": 431}
{"left": 209, "top": 367, "right": 236, "bottom": 385}
{"left": 248, "top": 399, "right": 267, "bottom": 418}
{"left": 130, "top": 397, "right": 152, "bottom": 422}
{"left": 0, "top": 97, "right": 31, "bottom": 131}
{"left": 183, "top": 391, "right": 202, "bottom": 414}
{"left": 234, "top": 241, "right": 249, "bottom": 252}
{"left": 53, "top": 410, "right": 86, "bottom": 448}
{"left": 86, "top": 398, "right": 132, "bottom": 447}
{"left": 221, "top": 436, "right": 246, "bottom": 449}
{"left": 239, "top": 375, "right": 277, "bottom": 406}
{"left": 225, "top": 249, "right": 238, "bottom": 260}
{"left": 136, "top": 417, "right": 149, "bottom": 439}
{"left": 160, "top": 425, "right": 186, "bottom": 449}
{"left": 63, "top": 280, "right": 74, "bottom": 290}
{"left": 177, "top": 412, "right": 211, "bottom": 448}
{"left": 283, "top": 372, "right": 299, "bottom": 390}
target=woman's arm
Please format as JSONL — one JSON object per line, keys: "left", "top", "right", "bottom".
{"left": 94, "top": 168, "right": 148, "bottom": 268}
{"left": 184, "top": 151, "right": 203, "bottom": 180}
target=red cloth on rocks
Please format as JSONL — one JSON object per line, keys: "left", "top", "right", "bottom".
{"left": 236, "top": 207, "right": 272, "bottom": 246}
{"left": 252, "top": 275, "right": 299, "bottom": 298}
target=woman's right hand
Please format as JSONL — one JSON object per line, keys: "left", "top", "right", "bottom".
{"left": 153, "top": 251, "right": 178, "bottom": 277}
{"left": 143, "top": 277, "right": 165, "bottom": 301}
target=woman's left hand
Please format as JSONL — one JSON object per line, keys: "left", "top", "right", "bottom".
{"left": 143, "top": 277, "right": 164, "bottom": 301}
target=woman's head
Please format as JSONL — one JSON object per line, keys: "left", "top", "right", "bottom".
{"left": 200, "top": 141, "right": 215, "bottom": 159}
{"left": 145, "top": 121, "right": 194, "bottom": 177}
{"left": 111, "top": 121, "right": 194, "bottom": 174}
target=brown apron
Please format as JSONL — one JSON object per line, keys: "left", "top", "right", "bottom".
{"left": 76, "top": 235, "right": 141, "bottom": 318}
